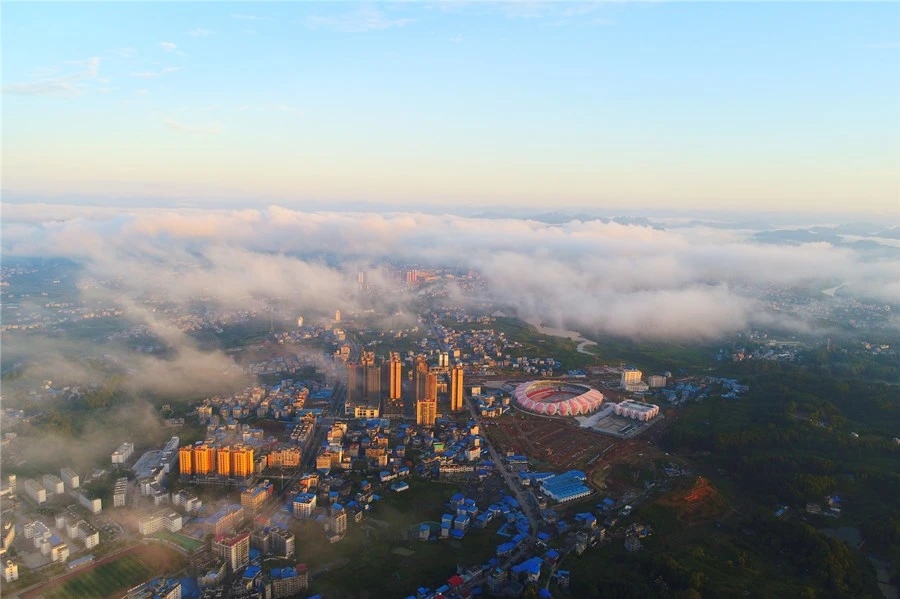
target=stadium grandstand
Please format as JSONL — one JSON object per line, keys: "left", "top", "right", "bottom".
{"left": 514, "top": 381, "right": 604, "bottom": 416}
{"left": 613, "top": 400, "right": 659, "bottom": 421}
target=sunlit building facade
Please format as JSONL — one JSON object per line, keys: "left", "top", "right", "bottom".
{"left": 450, "top": 365, "right": 465, "bottom": 412}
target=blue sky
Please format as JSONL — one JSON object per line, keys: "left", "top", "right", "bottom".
{"left": 2, "top": 1, "right": 899, "bottom": 213}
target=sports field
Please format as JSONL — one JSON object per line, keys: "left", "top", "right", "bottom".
{"left": 23, "top": 544, "right": 185, "bottom": 599}
{"left": 153, "top": 530, "right": 204, "bottom": 552}
{"left": 43, "top": 555, "right": 150, "bottom": 599}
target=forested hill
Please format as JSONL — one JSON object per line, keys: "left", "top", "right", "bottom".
{"left": 664, "top": 351, "right": 900, "bottom": 591}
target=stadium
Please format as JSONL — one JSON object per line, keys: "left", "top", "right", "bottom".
{"left": 513, "top": 381, "right": 605, "bottom": 417}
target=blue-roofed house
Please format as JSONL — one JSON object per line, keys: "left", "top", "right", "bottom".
{"left": 180, "top": 577, "right": 199, "bottom": 599}
{"left": 241, "top": 565, "right": 262, "bottom": 590}
{"left": 543, "top": 549, "right": 560, "bottom": 565}
{"left": 511, "top": 556, "right": 542, "bottom": 583}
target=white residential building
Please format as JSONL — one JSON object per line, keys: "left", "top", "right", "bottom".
{"left": 3, "top": 559, "right": 18, "bottom": 582}
{"left": 42, "top": 474, "right": 65, "bottom": 495}
{"left": 23, "top": 479, "right": 47, "bottom": 504}
{"left": 112, "top": 442, "right": 135, "bottom": 465}
{"left": 60, "top": 468, "right": 80, "bottom": 490}
{"left": 59, "top": 516, "right": 100, "bottom": 549}
{"left": 138, "top": 510, "right": 183, "bottom": 535}
{"left": 648, "top": 375, "right": 667, "bottom": 388}
{"left": 172, "top": 491, "right": 202, "bottom": 514}
{"left": 72, "top": 491, "right": 102, "bottom": 514}
{"left": 291, "top": 493, "right": 316, "bottom": 519}
{"left": 113, "top": 478, "right": 128, "bottom": 508}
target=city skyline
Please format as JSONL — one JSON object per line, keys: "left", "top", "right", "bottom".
{"left": 3, "top": 1, "right": 898, "bottom": 214}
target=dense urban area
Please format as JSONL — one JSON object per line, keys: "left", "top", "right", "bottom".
{"left": 1, "top": 258, "right": 898, "bottom": 599}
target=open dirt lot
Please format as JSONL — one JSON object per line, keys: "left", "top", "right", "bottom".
{"left": 487, "top": 416, "right": 615, "bottom": 471}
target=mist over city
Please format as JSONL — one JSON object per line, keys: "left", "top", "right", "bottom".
{"left": 2, "top": 2, "right": 899, "bottom": 599}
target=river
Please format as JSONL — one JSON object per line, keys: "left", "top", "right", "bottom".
{"left": 822, "top": 283, "right": 846, "bottom": 297}
{"left": 523, "top": 317, "right": 598, "bottom": 355}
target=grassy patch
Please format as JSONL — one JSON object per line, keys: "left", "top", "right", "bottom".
{"left": 153, "top": 530, "right": 204, "bottom": 553}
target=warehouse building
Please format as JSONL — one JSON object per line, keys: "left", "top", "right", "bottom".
{"left": 539, "top": 470, "right": 592, "bottom": 503}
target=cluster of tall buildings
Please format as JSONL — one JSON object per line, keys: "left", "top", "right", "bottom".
{"left": 413, "top": 357, "right": 465, "bottom": 426}
{"left": 346, "top": 352, "right": 384, "bottom": 417}
{"left": 345, "top": 351, "right": 406, "bottom": 417}
{"left": 178, "top": 443, "right": 255, "bottom": 479}
{"left": 346, "top": 351, "right": 465, "bottom": 427}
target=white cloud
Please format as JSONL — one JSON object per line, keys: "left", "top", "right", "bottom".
{"left": 2, "top": 206, "right": 897, "bottom": 341}
{"left": 236, "top": 103, "right": 299, "bottom": 113}
{"left": 504, "top": 2, "right": 615, "bottom": 27}
{"left": 131, "top": 67, "right": 181, "bottom": 78}
{"left": 159, "top": 41, "right": 177, "bottom": 52}
{"left": 306, "top": 6, "right": 414, "bottom": 32}
{"left": 162, "top": 116, "right": 223, "bottom": 135}
{"left": 1, "top": 56, "right": 102, "bottom": 98}
{"left": 188, "top": 28, "right": 213, "bottom": 37}
{"left": 136, "top": 88, "right": 149, "bottom": 95}
{"left": 1, "top": 80, "right": 82, "bottom": 97}
{"left": 78, "top": 57, "right": 101, "bottom": 78}
{"left": 231, "top": 13, "right": 269, "bottom": 21}
{"left": 111, "top": 47, "right": 137, "bottom": 59}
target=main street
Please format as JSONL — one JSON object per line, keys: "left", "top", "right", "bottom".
{"left": 466, "top": 398, "right": 540, "bottom": 535}
{"left": 460, "top": 395, "right": 542, "bottom": 591}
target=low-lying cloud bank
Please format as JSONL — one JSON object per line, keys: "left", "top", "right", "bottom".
{"left": 3, "top": 205, "right": 898, "bottom": 343}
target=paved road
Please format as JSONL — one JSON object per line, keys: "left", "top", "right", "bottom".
{"left": 467, "top": 399, "right": 540, "bottom": 534}
{"left": 459, "top": 396, "right": 542, "bottom": 591}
